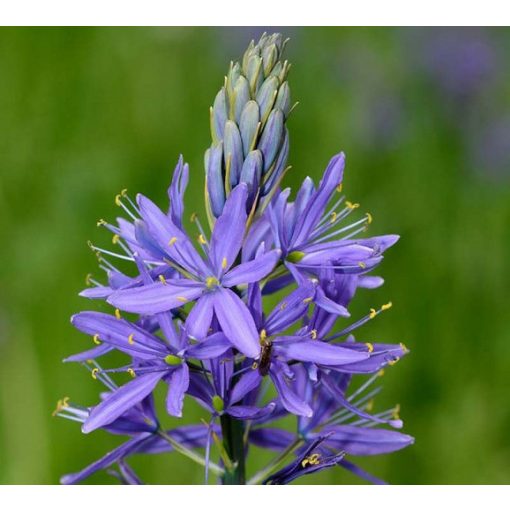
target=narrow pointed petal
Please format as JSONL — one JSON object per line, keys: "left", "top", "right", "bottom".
{"left": 167, "top": 156, "right": 189, "bottom": 229}
{"left": 166, "top": 364, "right": 190, "bottom": 418}
{"left": 228, "top": 403, "right": 276, "bottom": 420}
{"left": 314, "top": 286, "right": 350, "bottom": 317}
{"left": 270, "top": 367, "right": 312, "bottom": 417}
{"left": 273, "top": 339, "right": 368, "bottom": 365}
{"left": 212, "top": 287, "right": 260, "bottom": 358}
{"left": 185, "top": 293, "right": 214, "bottom": 340}
{"left": 229, "top": 369, "right": 262, "bottom": 405}
{"left": 71, "top": 311, "right": 167, "bottom": 360}
{"left": 209, "top": 184, "right": 248, "bottom": 274}
{"left": 61, "top": 434, "right": 152, "bottom": 484}
{"left": 222, "top": 249, "right": 280, "bottom": 287}
{"left": 83, "top": 372, "right": 164, "bottom": 433}
{"left": 108, "top": 280, "right": 204, "bottom": 315}
{"left": 64, "top": 344, "right": 113, "bottom": 363}
{"left": 249, "top": 427, "right": 294, "bottom": 451}
{"left": 184, "top": 332, "right": 232, "bottom": 360}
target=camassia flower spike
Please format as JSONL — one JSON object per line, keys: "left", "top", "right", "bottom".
{"left": 58, "top": 32, "right": 413, "bottom": 485}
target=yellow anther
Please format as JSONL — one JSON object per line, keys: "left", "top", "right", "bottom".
{"left": 85, "top": 273, "right": 93, "bottom": 286}
{"left": 93, "top": 334, "right": 101, "bottom": 345}
{"left": 330, "top": 211, "right": 337, "bottom": 223}
{"left": 400, "top": 342, "right": 409, "bottom": 353}
{"left": 127, "top": 368, "right": 136, "bottom": 378}
{"left": 336, "top": 183, "right": 343, "bottom": 193}
{"left": 378, "top": 369, "right": 385, "bottom": 377}
{"left": 259, "top": 329, "right": 267, "bottom": 343}
{"left": 115, "top": 194, "right": 123, "bottom": 206}
{"left": 369, "top": 308, "right": 377, "bottom": 319}
{"left": 128, "top": 334, "right": 135, "bottom": 345}
{"left": 366, "top": 399, "right": 374, "bottom": 412}
{"left": 121, "top": 188, "right": 128, "bottom": 197}
{"left": 168, "top": 237, "right": 178, "bottom": 246}
{"left": 366, "top": 212, "right": 373, "bottom": 224}
{"left": 62, "top": 396, "right": 70, "bottom": 407}
{"left": 388, "top": 357, "right": 400, "bottom": 366}
{"left": 159, "top": 274, "right": 167, "bottom": 285}
{"left": 358, "top": 261, "right": 366, "bottom": 269}
{"left": 91, "top": 368, "right": 99, "bottom": 380}
{"left": 392, "top": 404, "right": 401, "bottom": 420}
{"left": 176, "top": 296, "right": 188, "bottom": 303}
{"left": 52, "top": 397, "right": 70, "bottom": 416}
{"left": 345, "top": 201, "right": 360, "bottom": 209}
{"left": 310, "top": 329, "right": 318, "bottom": 340}
{"left": 301, "top": 453, "right": 321, "bottom": 468}
{"left": 112, "top": 234, "right": 120, "bottom": 244}
{"left": 198, "top": 234, "right": 207, "bottom": 245}
{"left": 303, "top": 297, "right": 313, "bottom": 304}
{"left": 221, "top": 257, "right": 228, "bottom": 270}
{"left": 252, "top": 362, "right": 259, "bottom": 370}
{"left": 206, "top": 276, "right": 219, "bottom": 289}
{"left": 190, "top": 212, "right": 197, "bottom": 222}
{"left": 96, "top": 219, "right": 106, "bottom": 227}
{"left": 381, "top": 301, "right": 393, "bottom": 311}
{"left": 365, "top": 342, "right": 374, "bottom": 353}
{"left": 115, "top": 308, "right": 122, "bottom": 320}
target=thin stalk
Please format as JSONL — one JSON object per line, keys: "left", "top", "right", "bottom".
{"left": 247, "top": 438, "right": 303, "bottom": 485}
{"left": 157, "top": 429, "right": 224, "bottom": 477}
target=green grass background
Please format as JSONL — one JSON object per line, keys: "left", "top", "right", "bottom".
{"left": 1, "top": 27, "right": 509, "bottom": 484}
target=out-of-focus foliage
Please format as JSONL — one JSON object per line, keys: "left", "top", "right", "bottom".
{"left": 1, "top": 27, "right": 509, "bottom": 484}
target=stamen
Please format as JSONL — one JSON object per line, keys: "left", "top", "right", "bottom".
{"left": 365, "top": 342, "right": 374, "bottom": 353}
{"left": 336, "top": 183, "right": 343, "bottom": 192}
{"left": 400, "top": 342, "right": 409, "bottom": 353}
{"left": 115, "top": 309, "right": 122, "bottom": 320}
{"left": 301, "top": 453, "right": 321, "bottom": 468}
{"left": 369, "top": 308, "right": 377, "bottom": 319}
{"left": 91, "top": 368, "right": 99, "bottom": 380}
{"left": 221, "top": 257, "right": 228, "bottom": 270}
{"left": 128, "top": 334, "right": 135, "bottom": 345}
{"left": 302, "top": 297, "right": 313, "bottom": 304}
{"left": 159, "top": 275, "right": 167, "bottom": 285}
{"left": 96, "top": 219, "right": 106, "bottom": 227}
{"left": 205, "top": 276, "right": 219, "bottom": 289}
{"left": 251, "top": 362, "right": 259, "bottom": 370}
{"left": 127, "top": 368, "right": 136, "bottom": 378}
{"left": 310, "top": 329, "right": 318, "bottom": 340}
{"left": 329, "top": 211, "right": 337, "bottom": 223}
{"left": 366, "top": 212, "right": 373, "bottom": 224}
{"left": 198, "top": 234, "right": 207, "bottom": 245}
{"left": 345, "top": 200, "right": 360, "bottom": 209}
{"left": 388, "top": 357, "right": 400, "bottom": 366}
{"left": 177, "top": 296, "right": 188, "bottom": 303}
{"left": 381, "top": 301, "right": 393, "bottom": 311}
{"left": 358, "top": 261, "right": 366, "bottom": 269}
{"left": 112, "top": 234, "right": 120, "bottom": 244}
{"left": 392, "top": 404, "right": 401, "bottom": 420}
{"left": 93, "top": 334, "right": 101, "bottom": 345}
{"left": 280, "top": 301, "right": 287, "bottom": 310}
{"left": 168, "top": 237, "right": 178, "bottom": 246}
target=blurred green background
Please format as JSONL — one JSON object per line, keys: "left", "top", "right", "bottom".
{"left": 1, "top": 27, "right": 510, "bottom": 484}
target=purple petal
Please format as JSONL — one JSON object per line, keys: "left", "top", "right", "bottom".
{"left": 274, "top": 339, "right": 368, "bottom": 366}
{"left": 270, "top": 367, "right": 312, "bottom": 417}
{"left": 322, "top": 424, "right": 414, "bottom": 456}
{"left": 71, "top": 311, "right": 167, "bottom": 360}
{"left": 212, "top": 287, "right": 260, "bottom": 358}
{"left": 184, "top": 333, "right": 232, "bottom": 360}
{"left": 229, "top": 369, "right": 262, "bottom": 405}
{"left": 185, "top": 292, "right": 214, "bottom": 340}
{"left": 228, "top": 403, "right": 275, "bottom": 420}
{"left": 61, "top": 434, "right": 152, "bottom": 484}
{"left": 222, "top": 249, "right": 280, "bottom": 287}
{"left": 64, "top": 343, "right": 114, "bottom": 363}
{"left": 167, "top": 156, "right": 189, "bottom": 229}
{"left": 108, "top": 280, "right": 204, "bottom": 314}
{"left": 249, "top": 427, "right": 295, "bottom": 451}
{"left": 314, "top": 286, "right": 350, "bottom": 317}
{"left": 209, "top": 184, "right": 247, "bottom": 274}
{"left": 83, "top": 372, "right": 164, "bottom": 433}
{"left": 166, "top": 364, "right": 190, "bottom": 418}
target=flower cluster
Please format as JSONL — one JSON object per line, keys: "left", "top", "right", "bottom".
{"left": 56, "top": 33, "right": 413, "bottom": 485}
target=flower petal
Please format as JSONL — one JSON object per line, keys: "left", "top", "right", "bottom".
{"left": 83, "top": 372, "right": 164, "bottom": 433}
{"left": 108, "top": 280, "right": 204, "bottom": 314}
{"left": 212, "top": 287, "right": 260, "bottom": 358}
{"left": 222, "top": 249, "right": 281, "bottom": 287}
{"left": 165, "top": 364, "right": 189, "bottom": 418}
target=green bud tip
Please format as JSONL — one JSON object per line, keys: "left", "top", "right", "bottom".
{"left": 164, "top": 354, "right": 182, "bottom": 366}
{"left": 212, "top": 395, "right": 225, "bottom": 413}
{"left": 286, "top": 251, "right": 305, "bottom": 263}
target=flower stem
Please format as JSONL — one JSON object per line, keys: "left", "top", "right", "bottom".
{"left": 220, "top": 414, "right": 246, "bottom": 484}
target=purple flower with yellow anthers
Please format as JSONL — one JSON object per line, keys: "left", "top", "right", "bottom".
{"left": 57, "top": 32, "right": 413, "bottom": 485}
{"left": 107, "top": 184, "right": 280, "bottom": 358}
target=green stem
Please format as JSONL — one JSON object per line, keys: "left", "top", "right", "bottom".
{"left": 220, "top": 414, "right": 246, "bottom": 484}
